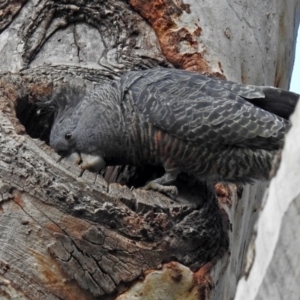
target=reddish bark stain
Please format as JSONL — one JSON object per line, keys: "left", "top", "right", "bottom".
{"left": 57, "top": 214, "right": 93, "bottom": 239}
{"left": 44, "top": 222, "right": 65, "bottom": 234}
{"left": 0, "top": 77, "right": 54, "bottom": 134}
{"left": 194, "top": 25, "right": 202, "bottom": 36}
{"left": 29, "top": 82, "right": 53, "bottom": 101}
{"left": 0, "top": 80, "right": 25, "bottom": 134}
{"left": 165, "top": 262, "right": 183, "bottom": 282}
{"left": 0, "top": 81, "right": 19, "bottom": 115}
{"left": 193, "top": 262, "right": 214, "bottom": 299}
{"left": 124, "top": 215, "right": 144, "bottom": 227}
{"left": 129, "top": 0, "right": 225, "bottom": 76}
{"left": 32, "top": 251, "right": 94, "bottom": 300}
{"left": 215, "top": 183, "right": 232, "bottom": 207}
{"left": 12, "top": 191, "right": 25, "bottom": 207}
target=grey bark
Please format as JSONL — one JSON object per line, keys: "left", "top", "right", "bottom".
{"left": 234, "top": 99, "right": 300, "bottom": 300}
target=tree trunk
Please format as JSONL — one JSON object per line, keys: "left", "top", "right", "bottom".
{"left": 234, "top": 97, "right": 300, "bottom": 300}
{"left": 0, "top": 1, "right": 299, "bottom": 299}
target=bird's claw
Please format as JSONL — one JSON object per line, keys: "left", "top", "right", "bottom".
{"left": 143, "top": 181, "right": 178, "bottom": 199}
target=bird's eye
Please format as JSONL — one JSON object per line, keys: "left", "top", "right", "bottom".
{"left": 65, "top": 132, "right": 72, "bottom": 140}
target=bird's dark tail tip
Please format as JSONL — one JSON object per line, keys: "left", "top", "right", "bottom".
{"left": 247, "top": 88, "right": 299, "bottom": 120}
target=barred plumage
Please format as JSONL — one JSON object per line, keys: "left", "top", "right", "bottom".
{"left": 49, "top": 68, "right": 299, "bottom": 193}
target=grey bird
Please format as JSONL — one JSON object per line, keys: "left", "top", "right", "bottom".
{"left": 49, "top": 68, "right": 299, "bottom": 195}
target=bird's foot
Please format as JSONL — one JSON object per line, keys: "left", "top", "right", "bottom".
{"left": 143, "top": 181, "right": 178, "bottom": 198}
{"left": 142, "top": 171, "right": 179, "bottom": 199}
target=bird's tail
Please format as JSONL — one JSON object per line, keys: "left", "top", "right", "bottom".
{"left": 247, "top": 88, "right": 299, "bottom": 120}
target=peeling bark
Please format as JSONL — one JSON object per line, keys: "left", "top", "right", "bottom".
{"left": 128, "top": 0, "right": 218, "bottom": 75}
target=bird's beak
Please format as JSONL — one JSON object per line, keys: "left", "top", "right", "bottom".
{"left": 65, "top": 152, "right": 82, "bottom": 165}
{"left": 80, "top": 153, "right": 106, "bottom": 172}
{"left": 64, "top": 152, "right": 106, "bottom": 173}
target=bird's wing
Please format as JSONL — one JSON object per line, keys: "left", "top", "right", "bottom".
{"left": 125, "top": 69, "right": 287, "bottom": 149}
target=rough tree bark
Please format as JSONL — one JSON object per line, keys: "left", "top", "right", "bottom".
{"left": 0, "top": 1, "right": 299, "bottom": 300}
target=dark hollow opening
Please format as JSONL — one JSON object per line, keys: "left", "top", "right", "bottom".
{"left": 14, "top": 96, "right": 166, "bottom": 189}
{"left": 15, "top": 95, "right": 54, "bottom": 144}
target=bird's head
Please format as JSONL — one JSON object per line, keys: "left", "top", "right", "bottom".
{"left": 49, "top": 84, "right": 123, "bottom": 173}
{"left": 50, "top": 100, "right": 107, "bottom": 172}
{"left": 49, "top": 108, "right": 78, "bottom": 157}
